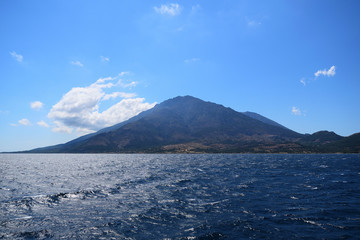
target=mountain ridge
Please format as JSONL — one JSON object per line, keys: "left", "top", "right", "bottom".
{"left": 23, "top": 96, "right": 359, "bottom": 153}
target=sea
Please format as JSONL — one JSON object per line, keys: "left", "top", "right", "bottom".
{"left": 0, "top": 154, "right": 359, "bottom": 239}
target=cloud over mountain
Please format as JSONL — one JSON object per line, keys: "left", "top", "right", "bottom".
{"left": 48, "top": 73, "right": 156, "bottom": 134}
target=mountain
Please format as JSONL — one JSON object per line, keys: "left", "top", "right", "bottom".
{"left": 26, "top": 96, "right": 360, "bottom": 153}
{"left": 242, "top": 111, "right": 288, "bottom": 130}
{"left": 322, "top": 133, "right": 360, "bottom": 153}
{"left": 300, "top": 131, "right": 344, "bottom": 146}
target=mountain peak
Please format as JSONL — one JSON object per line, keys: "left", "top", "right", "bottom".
{"left": 158, "top": 95, "right": 206, "bottom": 108}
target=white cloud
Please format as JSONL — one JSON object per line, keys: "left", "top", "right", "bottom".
{"left": 247, "top": 20, "right": 261, "bottom": 27}
{"left": 94, "top": 73, "right": 137, "bottom": 89}
{"left": 37, "top": 120, "right": 49, "bottom": 128}
{"left": 300, "top": 65, "right": 336, "bottom": 87}
{"left": 103, "top": 92, "right": 137, "bottom": 100}
{"left": 95, "top": 76, "right": 114, "bottom": 84}
{"left": 48, "top": 74, "right": 156, "bottom": 134}
{"left": 19, "top": 118, "right": 31, "bottom": 126}
{"left": 30, "top": 101, "right": 43, "bottom": 110}
{"left": 70, "top": 61, "right": 84, "bottom": 67}
{"left": 76, "top": 127, "right": 96, "bottom": 136}
{"left": 154, "top": 3, "right": 182, "bottom": 16}
{"left": 184, "top": 58, "right": 200, "bottom": 63}
{"left": 102, "top": 92, "right": 122, "bottom": 101}
{"left": 10, "top": 51, "right": 23, "bottom": 62}
{"left": 100, "top": 56, "right": 110, "bottom": 62}
{"left": 119, "top": 92, "right": 137, "bottom": 98}
{"left": 117, "top": 77, "right": 138, "bottom": 88}
{"left": 314, "top": 65, "right": 336, "bottom": 77}
{"left": 292, "top": 107, "right": 301, "bottom": 116}
{"left": 52, "top": 121, "right": 73, "bottom": 134}
{"left": 120, "top": 92, "right": 137, "bottom": 98}
{"left": 118, "top": 71, "right": 129, "bottom": 77}
{"left": 99, "top": 97, "right": 155, "bottom": 125}
{"left": 300, "top": 78, "right": 306, "bottom": 86}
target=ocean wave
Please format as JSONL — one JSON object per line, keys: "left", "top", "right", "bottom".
{"left": 1, "top": 153, "right": 359, "bottom": 239}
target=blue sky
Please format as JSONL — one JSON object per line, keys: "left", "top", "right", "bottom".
{"left": 1, "top": 0, "right": 360, "bottom": 152}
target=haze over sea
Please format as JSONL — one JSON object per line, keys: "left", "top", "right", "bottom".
{"left": 0, "top": 154, "right": 359, "bottom": 239}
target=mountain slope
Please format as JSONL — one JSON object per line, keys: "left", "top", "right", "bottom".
{"left": 322, "top": 133, "right": 360, "bottom": 153}
{"left": 300, "top": 131, "right": 344, "bottom": 146}
{"left": 242, "top": 112, "right": 288, "bottom": 130}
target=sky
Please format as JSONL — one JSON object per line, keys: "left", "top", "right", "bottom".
{"left": 1, "top": 0, "right": 360, "bottom": 152}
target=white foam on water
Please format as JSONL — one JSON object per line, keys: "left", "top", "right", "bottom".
{"left": 15, "top": 215, "right": 33, "bottom": 220}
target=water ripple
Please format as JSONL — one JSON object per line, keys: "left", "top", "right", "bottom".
{"left": 0, "top": 153, "right": 359, "bottom": 239}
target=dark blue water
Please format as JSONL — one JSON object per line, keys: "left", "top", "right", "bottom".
{"left": 0, "top": 154, "right": 359, "bottom": 239}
